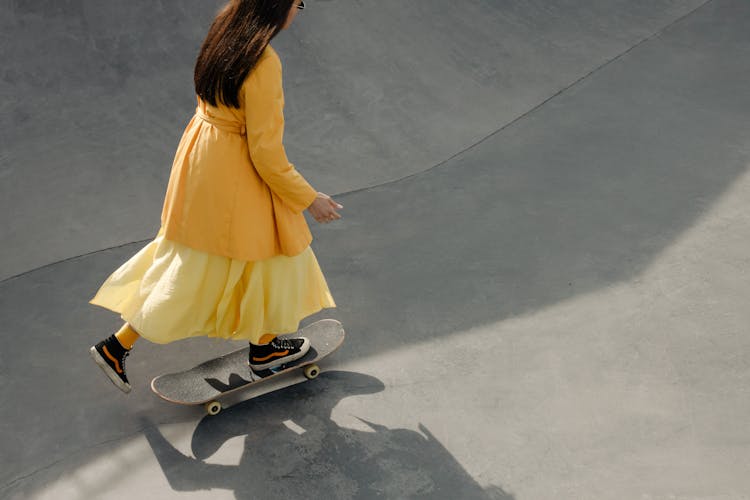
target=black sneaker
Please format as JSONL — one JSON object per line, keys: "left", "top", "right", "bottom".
{"left": 249, "top": 337, "right": 311, "bottom": 370}
{"left": 90, "top": 335, "right": 132, "bottom": 393}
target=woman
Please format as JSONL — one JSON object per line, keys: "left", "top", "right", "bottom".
{"left": 89, "top": 0, "right": 342, "bottom": 393}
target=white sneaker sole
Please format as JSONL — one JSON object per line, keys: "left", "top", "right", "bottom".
{"left": 249, "top": 338, "right": 311, "bottom": 371}
{"left": 90, "top": 346, "right": 132, "bottom": 393}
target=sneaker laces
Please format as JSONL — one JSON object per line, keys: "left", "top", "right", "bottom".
{"left": 119, "top": 348, "right": 130, "bottom": 368}
{"left": 271, "top": 338, "right": 298, "bottom": 350}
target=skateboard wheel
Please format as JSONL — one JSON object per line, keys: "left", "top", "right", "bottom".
{"left": 205, "top": 401, "right": 222, "bottom": 415}
{"left": 303, "top": 364, "right": 320, "bottom": 380}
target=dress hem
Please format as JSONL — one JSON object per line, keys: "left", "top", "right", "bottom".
{"left": 89, "top": 298, "right": 337, "bottom": 345}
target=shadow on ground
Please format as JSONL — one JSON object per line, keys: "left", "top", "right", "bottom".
{"left": 0, "top": 0, "right": 707, "bottom": 278}
{"left": 141, "top": 371, "right": 512, "bottom": 499}
{"left": 2, "top": 1, "right": 750, "bottom": 497}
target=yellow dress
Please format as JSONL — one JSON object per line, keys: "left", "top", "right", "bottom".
{"left": 160, "top": 45, "right": 319, "bottom": 260}
{"left": 90, "top": 44, "right": 336, "bottom": 344}
{"left": 90, "top": 227, "right": 335, "bottom": 345}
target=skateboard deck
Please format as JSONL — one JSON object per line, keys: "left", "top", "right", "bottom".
{"left": 151, "top": 319, "right": 345, "bottom": 415}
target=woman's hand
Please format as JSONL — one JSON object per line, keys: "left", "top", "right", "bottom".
{"left": 307, "top": 192, "right": 343, "bottom": 224}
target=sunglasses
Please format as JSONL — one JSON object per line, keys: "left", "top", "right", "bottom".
{"left": 297, "top": 0, "right": 305, "bottom": 9}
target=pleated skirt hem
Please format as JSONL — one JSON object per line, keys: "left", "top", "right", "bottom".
{"left": 89, "top": 227, "right": 336, "bottom": 345}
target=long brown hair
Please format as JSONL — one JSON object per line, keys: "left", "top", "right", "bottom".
{"left": 194, "top": 0, "right": 296, "bottom": 108}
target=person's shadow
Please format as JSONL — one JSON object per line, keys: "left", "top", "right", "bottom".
{"left": 142, "top": 371, "right": 513, "bottom": 499}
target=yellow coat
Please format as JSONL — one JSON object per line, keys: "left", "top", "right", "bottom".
{"left": 160, "top": 44, "right": 318, "bottom": 261}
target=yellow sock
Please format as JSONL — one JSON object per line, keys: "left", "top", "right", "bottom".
{"left": 256, "top": 333, "right": 277, "bottom": 345}
{"left": 114, "top": 323, "right": 140, "bottom": 350}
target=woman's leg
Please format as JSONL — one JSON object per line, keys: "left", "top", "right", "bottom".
{"left": 114, "top": 322, "right": 140, "bottom": 350}
{"left": 90, "top": 322, "right": 140, "bottom": 393}
{"left": 256, "top": 333, "right": 276, "bottom": 345}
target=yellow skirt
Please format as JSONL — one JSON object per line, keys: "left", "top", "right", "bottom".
{"left": 89, "top": 227, "right": 336, "bottom": 345}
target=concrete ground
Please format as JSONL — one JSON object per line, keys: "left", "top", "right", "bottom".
{"left": 2, "top": 0, "right": 749, "bottom": 498}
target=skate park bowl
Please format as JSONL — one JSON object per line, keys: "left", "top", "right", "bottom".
{"left": 2, "top": 1, "right": 750, "bottom": 498}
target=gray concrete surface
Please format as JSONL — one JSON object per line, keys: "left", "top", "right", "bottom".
{"left": 2, "top": 0, "right": 750, "bottom": 498}
{"left": 0, "top": 0, "right": 708, "bottom": 280}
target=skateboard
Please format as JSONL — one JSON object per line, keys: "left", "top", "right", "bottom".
{"left": 151, "top": 319, "right": 345, "bottom": 415}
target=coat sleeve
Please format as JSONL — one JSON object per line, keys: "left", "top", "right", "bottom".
{"left": 243, "top": 51, "right": 318, "bottom": 214}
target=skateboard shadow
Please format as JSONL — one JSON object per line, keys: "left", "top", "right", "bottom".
{"left": 142, "top": 371, "right": 513, "bottom": 499}
{"left": 205, "top": 372, "right": 253, "bottom": 392}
